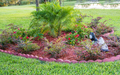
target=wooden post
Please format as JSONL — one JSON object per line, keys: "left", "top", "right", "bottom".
{"left": 36, "top": 0, "right": 39, "bottom": 11}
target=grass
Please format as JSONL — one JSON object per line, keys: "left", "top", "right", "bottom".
{"left": 80, "top": 9, "right": 120, "bottom": 35}
{"left": 0, "top": 4, "right": 120, "bottom": 74}
{"left": 0, "top": 52, "right": 120, "bottom": 75}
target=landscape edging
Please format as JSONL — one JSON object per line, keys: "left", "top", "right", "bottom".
{"left": 0, "top": 29, "right": 119, "bottom": 64}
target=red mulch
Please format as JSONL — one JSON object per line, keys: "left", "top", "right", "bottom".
{"left": 1, "top": 31, "right": 120, "bottom": 61}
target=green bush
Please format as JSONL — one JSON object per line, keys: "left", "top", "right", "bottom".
{"left": 44, "top": 37, "right": 67, "bottom": 58}
{"left": 66, "top": 32, "right": 80, "bottom": 45}
{"left": 27, "top": 28, "right": 44, "bottom": 40}
{"left": 20, "top": 1, "right": 30, "bottom": 5}
{"left": 0, "top": 2, "right": 5, "bottom": 7}
{"left": 17, "top": 41, "right": 40, "bottom": 53}
{"left": 75, "top": 39, "right": 101, "bottom": 60}
{"left": 30, "top": 2, "right": 74, "bottom": 37}
{"left": 88, "top": 17, "right": 113, "bottom": 36}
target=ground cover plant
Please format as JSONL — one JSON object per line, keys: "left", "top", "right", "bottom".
{"left": 0, "top": 3, "right": 120, "bottom": 75}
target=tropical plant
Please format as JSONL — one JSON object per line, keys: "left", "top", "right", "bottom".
{"left": 29, "top": 2, "right": 76, "bottom": 37}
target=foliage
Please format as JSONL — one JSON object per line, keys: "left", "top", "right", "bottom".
{"left": 30, "top": 2, "right": 75, "bottom": 37}
{"left": 0, "top": 2, "right": 5, "bottom": 7}
{"left": 66, "top": 32, "right": 80, "bottom": 45}
{"left": 0, "top": 24, "right": 19, "bottom": 45}
{"left": 27, "top": 28, "right": 44, "bottom": 40}
{"left": 106, "top": 35, "right": 120, "bottom": 55}
{"left": 75, "top": 39, "right": 101, "bottom": 60}
{"left": 65, "top": 24, "right": 92, "bottom": 45}
{"left": 17, "top": 40, "right": 40, "bottom": 53}
{"left": 0, "top": 24, "right": 31, "bottom": 48}
{"left": 44, "top": 36, "right": 67, "bottom": 58}
{"left": 95, "top": 22, "right": 113, "bottom": 36}
{"left": 87, "top": 17, "right": 113, "bottom": 36}
{"left": 20, "top": 1, "right": 30, "bottom": 5}
{"left": 88, "top": 17, "right": 102, "bottom": 28}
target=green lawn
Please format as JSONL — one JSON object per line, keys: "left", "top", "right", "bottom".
{"left": 0, "top": 52, "right": 120, "bottom": 75}
{"left": 0, "top": 5, "right": 120, "bottom": 74}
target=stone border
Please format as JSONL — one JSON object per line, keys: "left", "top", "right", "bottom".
{"left": 0, "top": 29, "right": 119, "bottom": 64}
{"left": 0, "top": 50, "right": 120, "bottom": 64}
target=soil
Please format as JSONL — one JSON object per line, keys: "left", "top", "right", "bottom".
{"left": 1, "top": 31, "right": 120, "bottom": 61}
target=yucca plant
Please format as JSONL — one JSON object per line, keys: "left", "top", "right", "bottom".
{"left": 29, "top": 2, "right": 75, "bottom": 37}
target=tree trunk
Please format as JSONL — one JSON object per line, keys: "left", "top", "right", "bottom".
{"left": 44, "top": 0, "right": 46, "bottom": 3}
{"left": 36, "top": 0, "right": 39, "bottom": 11}
{"left": 59, "top": 0, "right": 61, "bottom": 6}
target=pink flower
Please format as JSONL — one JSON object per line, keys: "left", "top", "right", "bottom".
{"left": 20, "top": 37, "right": 22, "bottom": 39}
{"left": 13, "top": 31, "right": 16, "bottom": 34}
{"left": 18, "top": 28, "right": 20, "bottom": 30}
{"left": 26, "top": 36, "right": 29, "bottom": 39}
{"left": 69, "top": 32, "right": 72, "bottom": 35}
{"left": 75, "top": 25, "right": 77, "bottom": 27}
{"left": 68, "top": 38, "right": 71, "bottom": 40}
{"left": 82, "top": 27, "right": 83, "bottom": 29}
{"left": 63, "top": 33, "right": 66, "bottom": 36}
{"left": 84, "top": 25, "right": 87, "bottom": 28}
{"left": 75, "top": 31, "right": 77, "bottom": 33}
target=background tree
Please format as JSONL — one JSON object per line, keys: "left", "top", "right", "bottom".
{"left": 36, "top": 0, "right": 39, "bottom": 11}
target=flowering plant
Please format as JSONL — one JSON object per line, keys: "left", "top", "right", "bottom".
{"left": 66, "top": 32, "right": 80, "bottom": 45}
{"left": 74, "top": 24, "right": 92, "bottom": 39}
{"left": 12, "top": 28, "right": 29, "bottom": 42}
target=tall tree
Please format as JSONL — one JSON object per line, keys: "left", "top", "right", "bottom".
{"left": 36, "top": 0, "right": 39, "bottom": 11}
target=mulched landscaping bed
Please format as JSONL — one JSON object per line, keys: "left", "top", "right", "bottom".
{"left": 0, "top": 30, "right": 120, "bottom": 63}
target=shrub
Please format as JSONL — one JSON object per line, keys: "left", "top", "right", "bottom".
{"left": 0, "top": 2, "right": 5, "bottom": 7}
{"left": 44, "top": 36, "right": 67, "bottom": 58}
{"left": 30, "top": 2, "right": 76, "bottom": 37}
{"left": 106, "top": 35, "right": 120, "bottom": 54}
{"left": 65, "top": 24, "right": 92, "bottom": 45}
{"left": 87, "top": 17, "right": 113, "bottom": 36}
{"left": 75, "top": 39, "right": 101, "bottom": 60}
{"left": 17, "top": 40, "right": 40, "bottom": 53}
{"left": 20, "top": 1, "right": 30, "bottom": 5}
{"left": 0, "top": 24, "right": 30, "bottom": 46}
{"left": 66, "top": 32, "right": 80, "bottom": 45}
{"left": 27, "top": 28, "right": 44, "bottom": 40}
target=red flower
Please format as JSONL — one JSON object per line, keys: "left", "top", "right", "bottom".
{"left": 84, "top": 25, "right": 87, "bottom": 28}
{"left": 20, "top": 37, "right": 22, "bottom": 39}
{"left": 18, "top": 28, "right": 20, "bottom": 30}
{"left": 69, "top": 32, "right": 72, "bottom": 35}
{"left": 76, "top": 34, "right": 79, "bottom": 37}
{"left": 75, "top": 35, "right": 77, "bottom": 38}
{"left": 13, "top": 31, "right": 16, "bottom": 34}
{"left": 26, "top": 36, "right": 29, "bottom": 39}
{"left": 63, "top": 33, "right": 66, "bottom": 36}
{"left": 68, "top": 38, "right": 71, "bottom": 40}
{"left": 76, "top": 39, "right": 78, "bottom": 41}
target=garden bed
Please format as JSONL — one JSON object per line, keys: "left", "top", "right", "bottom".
{"left": 0, "top": 29, "right": 120, "bottom": 63}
